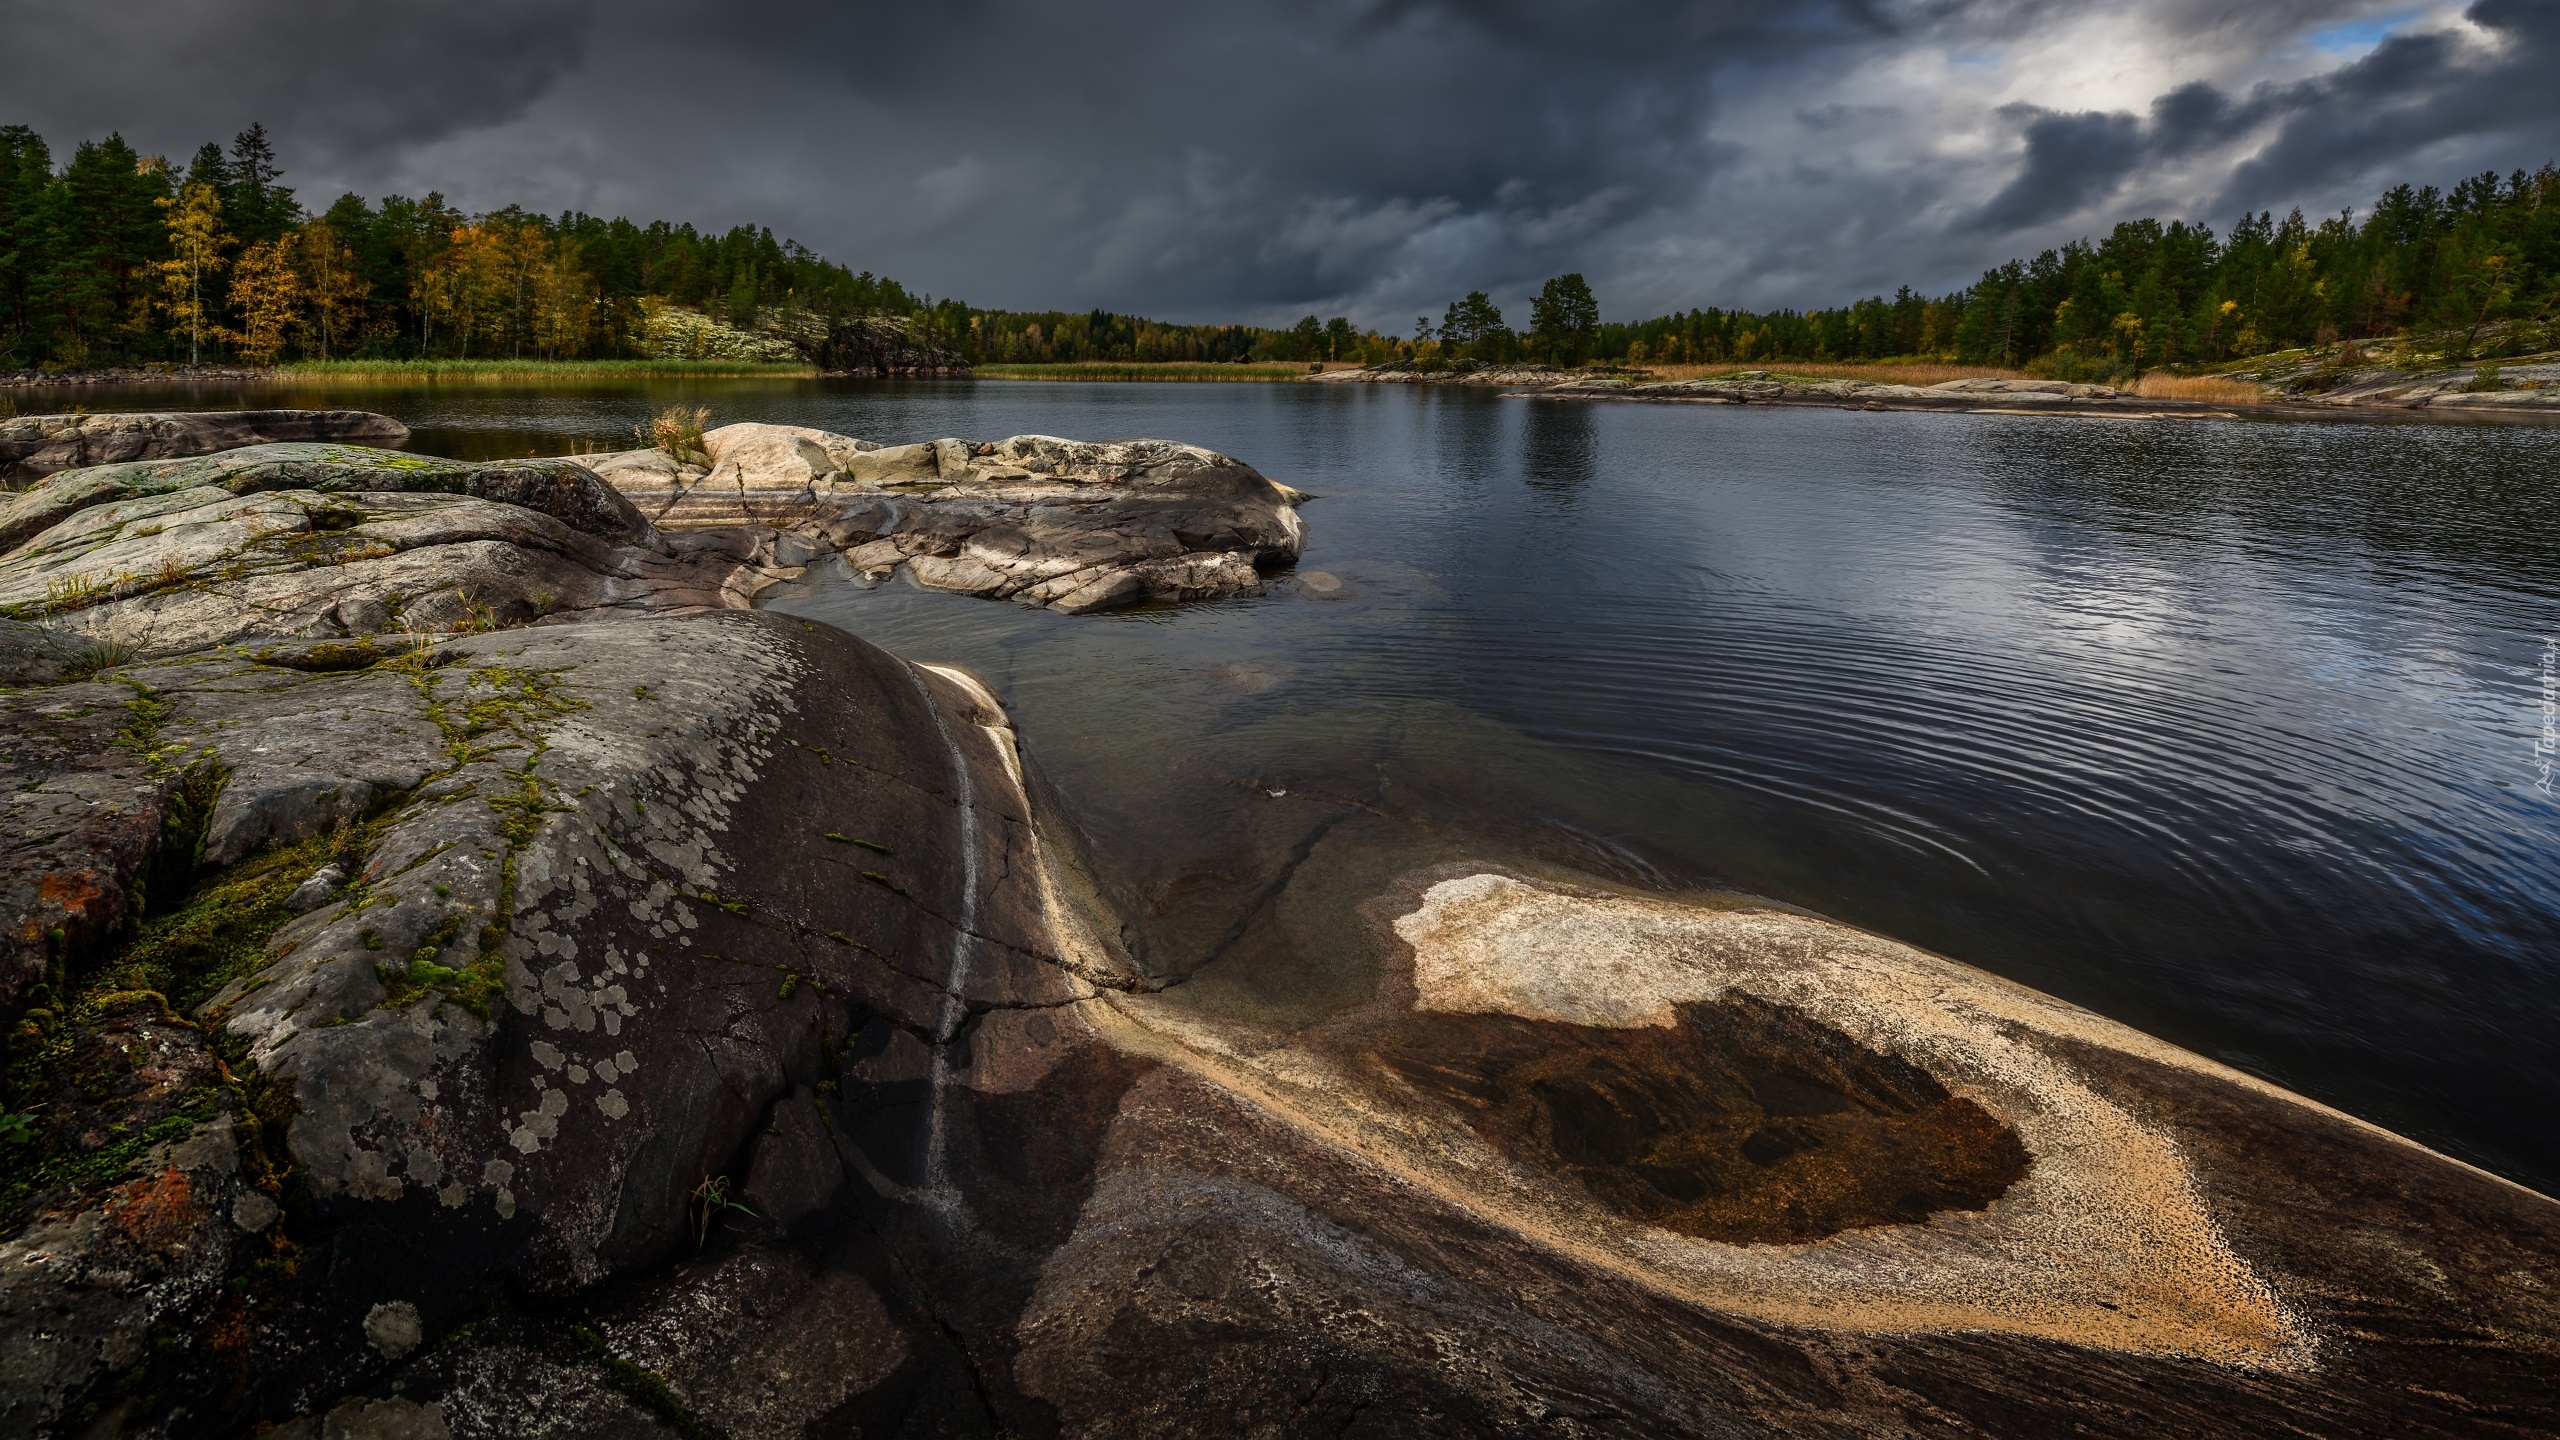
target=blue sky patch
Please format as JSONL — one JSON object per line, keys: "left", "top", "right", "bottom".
{"left": 2309, "top": 12, "right": 2420, "bottom": 56}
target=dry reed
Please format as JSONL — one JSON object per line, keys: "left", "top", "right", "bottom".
{"left": 2131, "top": 373, "right": 2266, "bottom": 404}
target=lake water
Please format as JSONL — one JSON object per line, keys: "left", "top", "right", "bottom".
{"left": 56, "top": 377, "right": 2560, "bottom": 1192}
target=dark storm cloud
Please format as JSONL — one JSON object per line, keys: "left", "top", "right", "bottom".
{"left": 0, "top": 0, "right": 2552, "bottom": 321}
{"left": 2215, "top": 0, "right": 2560, "bottom": 210}
{"left": 1966, "top": 1, "right": 2559, "bottom": 242}
{"left": 1970, "top": 107, "right": 2146, "bottom": 232}
{"left": 0, "top": 0, "right": 595, "bottom": 169}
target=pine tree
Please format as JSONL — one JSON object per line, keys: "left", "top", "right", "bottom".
{"left": 224, "top": 123, "right": 297, "bottom": 244}
{"left": 1323, "top": 315, "right": 1355, "bottom": 361}
{"left": 35, "top": 135, "right": 171, "bottom": 366}
{"left": 0, "top": 126, "right": 54, "bottom": 365}
{"left": 1440, "top": 291, "right": 1507, "bottom": 361}
{"left": 1530, "top": 274, "right": 1598, "bottom": 364}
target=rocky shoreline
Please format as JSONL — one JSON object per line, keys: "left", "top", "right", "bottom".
{"left": 0, "top": 413, "right": 2553, "bottom": 1437}
{"left": 1313, "top": 359, "right": 2560, "bottom": 418}
{"left": 0, "top": 367, "right": 279, "bottom": 392}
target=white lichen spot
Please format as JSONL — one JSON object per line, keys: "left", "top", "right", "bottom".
{"left": 598, "top": 1087, "right": 630, "bottom": 1119}
{"left": 418, "top": 1079, "right": 439, "bottom": 1101}
{"left": 530, "top": 1041, "right": 565, "bottom": 1070}
{"left": 364, "top": 1301, "right": 423, "bottom": 1359}
{"left": 566, "top": 1064, "right": 590, "bottom": 1084}
{"left": 495, "top": 1187, "right": 516, "bottom": 1219}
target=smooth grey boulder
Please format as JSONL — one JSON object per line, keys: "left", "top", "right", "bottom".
{"left": 0, "top": 410, "right": 409, "bottom": 485}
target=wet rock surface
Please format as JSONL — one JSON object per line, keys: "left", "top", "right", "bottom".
{"left": 1380, "top": 993, "right": 2031, "bottom": 1244}
{"left": 1, "top": 412, "right": 409, "bottom": 486}
{"left": 1, "top": 414, "right": 2555, "bottom": 1437}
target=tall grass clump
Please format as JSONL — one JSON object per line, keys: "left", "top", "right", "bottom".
{"left": 2132, "top": 374, "right": 2266, "bottom": 404}
{"left": 639, "top": 405, "right": 712, "bottom": 465}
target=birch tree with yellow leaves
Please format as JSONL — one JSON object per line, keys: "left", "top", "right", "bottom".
{"left": 225, "top": 236, "right": 301, "bottom": 365}
{"left": 154, "top": 180, "right": 229, "bottom": 364}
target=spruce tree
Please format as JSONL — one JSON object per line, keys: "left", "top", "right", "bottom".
{"left": 225, "top": 123, "right": 297, "bottom": 244}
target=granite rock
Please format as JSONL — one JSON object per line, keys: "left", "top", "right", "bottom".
{"left": 592, "top": 422, "right": 1304, "bottom": 611}
{"left": 0, "top": 411, "right": 409, "bottom": 486}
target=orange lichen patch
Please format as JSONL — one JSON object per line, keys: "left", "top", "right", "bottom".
{"left": 38, "top": 868, "right": 114, "bottom": 919}
{"left": 106, "top": 1164, "right": 201, "bottom": 1253}
{"left": 1379, "top": 995, "right": 2030, "bottom": 1244}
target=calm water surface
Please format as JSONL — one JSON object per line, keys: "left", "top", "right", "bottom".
{"left": 70, "top": 378, "right": 2560, "bottom": 1190}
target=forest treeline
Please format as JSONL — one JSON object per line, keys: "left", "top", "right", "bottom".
{"left": 0, "top": 124, "right": 933, "bottom": 369}
{"left": 1592, "top": 164, "right": 2560, "bottom": 376}
{"left": 2, "top": 120, "right": 2555, "bottom": 375}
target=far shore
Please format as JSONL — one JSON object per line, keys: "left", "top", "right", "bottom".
{"left": 9, "top": 350, "right": 2557, "bottom": 422}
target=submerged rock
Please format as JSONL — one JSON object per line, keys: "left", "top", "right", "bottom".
{"left": 0, "top": 410, "right": 408, "bottom": 485}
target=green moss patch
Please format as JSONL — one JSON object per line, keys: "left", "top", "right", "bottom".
{"left": 0, "top": 818, "right": 371, "bottom": 1226}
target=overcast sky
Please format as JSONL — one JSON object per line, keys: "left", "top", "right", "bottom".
{"left": 5, "top": 0, "right": 2556, "bottom": 329}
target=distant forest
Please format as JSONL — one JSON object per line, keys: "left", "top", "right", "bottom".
{"left": 2, "top": 121, "right": 2554, "bottom": 375}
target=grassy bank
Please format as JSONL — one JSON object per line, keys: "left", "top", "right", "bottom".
{"left": 280, "top": 358, "right": 817, "bottom": 382}
{"left": 974, "top": 362, "right": 1322, "bottom": 383}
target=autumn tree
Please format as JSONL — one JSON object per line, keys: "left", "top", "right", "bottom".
{"left": 292, "top": 220, "right": 368, "bottom": 359}
{"left": 531, "top": 239, "right": 595, "bottom": 358}
{"left": 156, "top": 180, "right": 230, "bottom": 363}
{"left": 225, "top": 236, "right": 302, "bottom": 365}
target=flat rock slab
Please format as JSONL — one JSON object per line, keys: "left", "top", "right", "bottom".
{"left": 1, "top": 410, "right": 408, "bottom": 485}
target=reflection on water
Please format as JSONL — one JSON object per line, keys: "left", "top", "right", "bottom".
{"left": 1521, "top": 400, "right": 1598, "bottom": 503}
{"left": 63, "top": 376, "right": 2560, "bottom": 1190}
